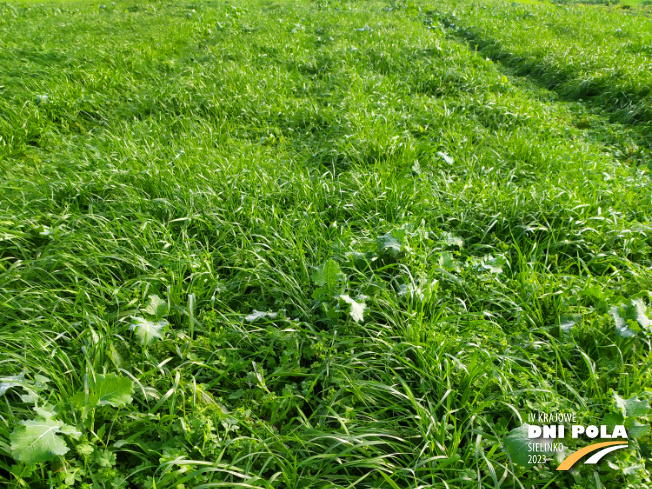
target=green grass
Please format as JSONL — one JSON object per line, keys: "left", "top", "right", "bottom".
{"left": 1, "top": 0, "right": 651, "bottom": 488}
{"left": 427, "top": 0, "right": 652, "bottom": 125}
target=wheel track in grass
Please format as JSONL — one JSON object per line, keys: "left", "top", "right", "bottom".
{"left": 412, "top": 3, "right": 652, "bottom": 171}
{"left": 425, "top": 3, "right": 652, "bottom": 124}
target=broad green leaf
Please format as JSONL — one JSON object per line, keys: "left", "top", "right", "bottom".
{"left": 59, "top": 425, "right": 82, "bottom": 437}
{"left": 579, "top": 285, "right": 609, "bottom": 302}
{"left": 625, "top": 417, "right": 650, "bottom": 439}
{"left": 612, "top": 299, "right": 651, "bottom": 338}
{"left": 557, "top": 315, "right": 581, "bottom": 334}
{"left": 602, "top": 412, "right": 625, "bottom": 430}
{"left": 611, "top": 306, "right": 634, "bottom": 338}
{"left": 311, "top": 259, "right": 344, "bottom": 287}
{"left": 376, "top": 232, "right": 403, "bottom": 257}
{"left": 504, "top": 424, "right": 557, "bottom": 469}
{"left": 311, "top": 259, "right": 345, "bottom": 300}
{"left": 1, "top": 374, "right": 48, "bottom": 404}
{"left": 20, "top": 392, "right": 38, "bottom": 404}
{"left": 143, "top": 294, "right": 168, "bottom": 318}
{"left": 438, "top": 251, "right": 459, "bottom": 271}
{"left": 0, "top": 374, "right": 25, "bottom": 397}
{"left": 339, "top": 294, "right": 366, "bottom": 323}
{"left": 579, "top": 285, "right": 611, "bottom": 313}
{"left": 10, "top": 415, "right": 79, "bottom": 465}
{"left": 32, "top": 225, "right": 52, "bottom": 237}
{"left": 72, "top": 373, "right": 133, "bottom": 416}
{"left": 346, "top": 251, "right": 374, "bottom": 269}
{"left": 558, "top": 318, "right": 576, "bottom": 333}
{"left": 398, "top": 283, "right": 424, "bottom": 302}
{"left": 130, "top": 317, "right": 167, "bottom": 345}
{"left": 622, "top": 299, "right": 651, "bottom": 329}
{"left": 503, "top": 425, "right": 532, "bottom": 468}
{"left": 321, "top": 301, "right": 340, "bottom": 321}
{"left": 34, "top": 375, "right": 50, "bottom": 389}
{"left": 614, "top": 393, "right": 651, "bottom": 418}
{"left": 623, "top": 463, "right": 646, "bottom": 476}
{"left": 33, "top": 405, "right": 58, "bottom": 420}
{"left": 94, "top": 374, "right": 134, "bottom": 407}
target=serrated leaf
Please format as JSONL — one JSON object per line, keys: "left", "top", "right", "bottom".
{"left": 339, "top": 294, "right": 366, "bottom": 323}
{"left": 481, "top": 254, "right": 507, "bottom": 274}
{"left": 441, "top": 232, "right": 463, "bottom": 248}
{"left": 614, "top": 392, "right": 651, "bottom": 418}
{"left": 93, "top": 449, "right": 116, "bottom": 468}
{"left": 1, "top": 374, "right": 47, "bottom": 405}
{"left": 10, "top": 417, "right": 75, "bottom": 465}
{"left": 33, "top": 405, "right": 58, "bottom": 420}
{"left": 579, "top": 285, "right": 609, "bottom": 302}
{"left": 623, "top": 299, "right": 651, "bottom": 329}
{"left": 20, "top": 393, "right": 38, "bottom": 404}
{"left": 142, "top": 294, "right": 168, "bottom": 318}
{"left": 623, "top": 463, "right": 645, "bottom": 476}
{"left": 624, "top": 299, "right": 649, "bottom": 330}
{"left": 129, "top": 317, "right": 167, "bottom": 345}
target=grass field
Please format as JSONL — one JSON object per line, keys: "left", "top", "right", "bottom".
{"left": 1, "top": 0, "right": 651, "bottom": 487}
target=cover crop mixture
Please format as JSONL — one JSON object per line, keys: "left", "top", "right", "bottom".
{"left": 0, "top": 0, "right": 651, "bottom": 488}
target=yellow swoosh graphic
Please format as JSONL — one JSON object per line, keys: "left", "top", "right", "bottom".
{"left": 557, "top": 441, "right": 628, "bottom": 471}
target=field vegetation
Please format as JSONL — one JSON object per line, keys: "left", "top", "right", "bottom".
{"left": 0, "top": 0, "right": 651, "bottom": 488}
{"left": 433, "top": 0, "right": 652, "bottom": 126}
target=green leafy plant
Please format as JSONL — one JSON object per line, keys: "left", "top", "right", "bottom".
{"left": 8, "top": 373, "right": 133, "bottom": 469}
{"left": 611, "top": 298, "right": 652, "bottom": 338}
{"left": 311, "top": 259, "right": 366, "bottom": 323}
{"left": 10, "top": 406, "right": 80, "bottom": 465}
{"left": 129, "top": 294, "right": 170, "bottom": 345}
